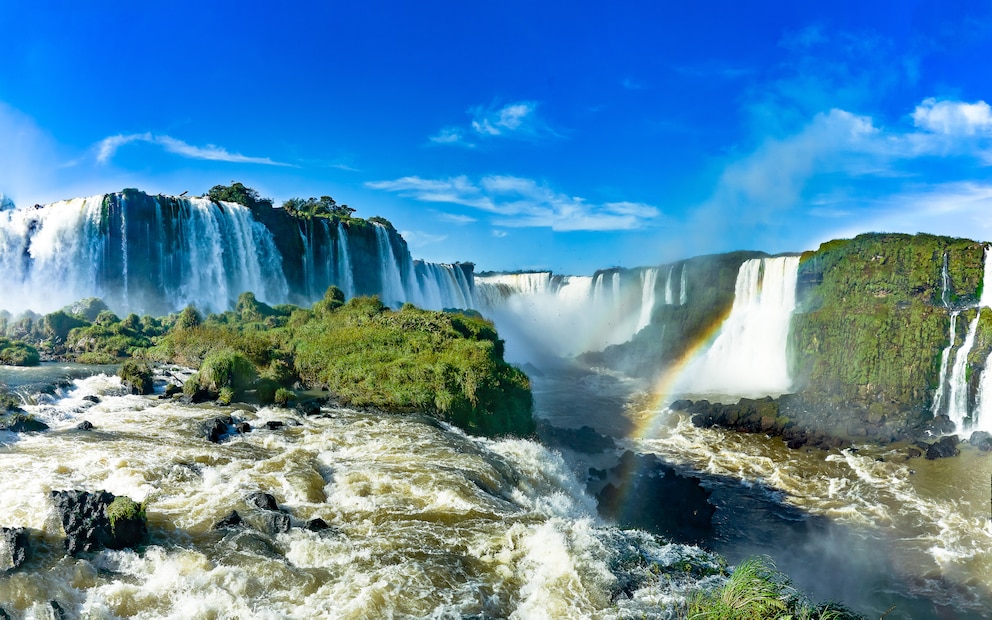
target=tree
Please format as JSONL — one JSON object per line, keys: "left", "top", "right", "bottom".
{"left": 282, "top": 195, "right": 356, "bottom": 219}
{"left": 206, "top": 182, "right": 273, "bottom": 212}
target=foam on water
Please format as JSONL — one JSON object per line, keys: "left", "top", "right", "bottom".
{"left": 0, "top": 370, "right": 722, "bottom": 618}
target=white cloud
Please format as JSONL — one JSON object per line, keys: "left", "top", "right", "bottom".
{"left": 430, "top": 100, "right": 558, "bottom": 146}
{"left": 436, "top": 212, "right": 477, "bottom": 224}
{"left": 399, "top": 230, "right": 448, "bottom": 249}
{"left": 368, "top": 175, "right": 660, "bottom": 232}
{"left": 96, "top": 133, "right": 293, "bottom": 166}
{"left": 492, "top": 229, "right": 508, "bottom": 238}
{"left": 912, "top": 97, "right": 992, "bottom": 136}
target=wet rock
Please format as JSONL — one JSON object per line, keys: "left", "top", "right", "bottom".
{"left": 906, "top": 447, "right": 923, "bottom": 459}
{"left": 306, "top": 518, "right": 329, "bottom": 531}
{"left": 261, "top": 511, "right": 291, "bottom": 534}
{"left": 969, "top": 430, "right": 992, "bottom": 452}
{"left": 1, "top": 413, "right": 49, "bottom": 432}
{"left": 75, "top": 420, "right": 94, "bottom": 431}
{"left": 588, "top": 467, "right": 607, "bottom": 481}
{"left": 164, "top": 383, "right": 182, "bottom": 397}
{"left": 234, "top": 421, "right": 252, "bottom": 434}
{"left": 0, "top": 607, "right": 9, "bottom": 619}
{"left": 119, "top": 360, "right": 154, "bottom": 395}
{"left": 246, "top": 492, "right": 279, "bottom": 512}
{"left": 214, "top": 510, "right": 244, "bottom": 530}
{"left": 202, "top": 416, "right": 234, "bottom": 443}
{"left": 536, "top": 421, "right": 616, "bottom": 453}
{"left": 49, "top": 601, "right": 66, "bottom": 619}
{"left": 928, "top": 414, "right": 956, "bottom": 436}
{"left": 294, "top": 399, "right": 323, "bottom": 417}
{"left": 82, "top": 395, "right": 100, "bottom": 404}
{"left": 925, "top": 435, "right": 960, "bottom": 460}
{"left": 50, "top": 490, "right": 147, "bottom": 555}
{"left": 263, "top": 420, "right": 285, "bottom": 431}
{"left": 0, "top": 527, "right": 29, "bottom": 571}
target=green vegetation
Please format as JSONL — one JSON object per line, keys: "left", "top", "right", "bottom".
{"left": 282, "top": 195, "right": 356, "bottom": 220}
{"left": 105, "top": 496, "right": 146, "bottom": 537}
{"left": 118, "top": 359, "right": 154, "bottom": 395}
{"left": 0, "top": 337, "right": 40, "bottom": 366}
{"left": 791, "top": 233, "right": 986, "bottom": 414}
{"left": 140, "top": 286, "right": 533, "bottom": 437}
{"left": 681, "top": 557, "right": 863, "bottom": 620}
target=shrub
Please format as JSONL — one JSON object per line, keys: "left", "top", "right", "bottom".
{"left": 77, "top": 352, "right": 117, "bottom": 365}
{"left": 199, "top": 350, "right": 257, "bottom": 393}
{"left": 0, "top": 338, "right": 40, "bottom": 366}
{"left": 118, "top": 359, "right": 153, "bottom": 395}
{"left": 274, "top": 387, "right": 294, "bottom": 406}
{"left": 217, "top": 386, "right": 235, "bottom": 405}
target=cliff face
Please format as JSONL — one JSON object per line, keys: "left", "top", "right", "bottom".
{"left": 0, "top": 189, "right": 475, "bottom": 316}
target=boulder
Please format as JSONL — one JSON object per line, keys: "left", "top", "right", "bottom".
{"left": 305, "top": 518, "right": 329, "bottom": 532}
{"left": 926, "top": 436, "right": 960, "bottom": 460}
{"left": 1, "top": 413, "right": 48, "bottom": 432}
{"left": 263, "top": 420, "right": 285, "bottom": 431}
{"left": 261, "top": 511, "right": 291, "bottom": 535}
{"left": 202, "top": 417, "right": 234, "bottom": 443}
{"left": 294, "top": 399, "right": 324, "bottom": 417}
{"left": 0, "top": 527, "right": 29, "bottom": 571}
{"left": 969, "top": 431, "right": 992, "bottom": 452}
{"left": 50, "top": 490, "right": 147, "bottom": 555}
{"left": 246, "top": 492, "right": 279, "bottom": 512}
{"left": 75, "top": 420, "right": 94, "bottom": 431}
{"left": 214, "top": 510, "right": 244, "bottom": 530}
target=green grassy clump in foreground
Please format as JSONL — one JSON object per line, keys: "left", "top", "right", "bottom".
{"left": 681, "top": 557, "right": 865, "bottom": 620}
{"left": 145, "top": 288, "right": 535, "bottom": 438}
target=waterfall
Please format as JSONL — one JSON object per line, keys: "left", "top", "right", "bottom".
{"left": 664, "top": 266, "right": 675, "bottom": 305}
{"left": 947, "top": 312, "right": 980, "bottom": 429}
{"left": 373, "top": 223, "right": 407, "bottom": 306}
{"left": 684, "top": 256, "right": 801, "bottom": 397}
{"left": 336, "top": 221, "right": 355, "bottom": 299}
{"left": 636, "top": 268, "right": 659, "bottom": 332}
{"left": 932, "top": 311, "right": 958, "bottom": 417}
{"left": 679, "top": 264, "right": 688, "bottom": 305}
{"left": 0, "top": 194, "right": 289, "bottom": 315}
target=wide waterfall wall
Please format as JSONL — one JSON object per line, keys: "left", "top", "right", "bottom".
{"left": 475, "top": 265, "right": 682, "bottom": 359}
{"left": 681, "top": 256, "right": 801, "bottom": 397}
{"left": 0, "top": 190, "right": 476, "bottom": 316}
{"left": 0, "top": 193, "right": 288, "bottom": 316}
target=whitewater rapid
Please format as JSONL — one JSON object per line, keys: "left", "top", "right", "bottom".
{"left": 0, "top": 367, "right": 723, "bottom": 619}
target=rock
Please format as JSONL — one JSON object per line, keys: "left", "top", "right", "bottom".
{"left": 969, "top": 431, "right": 992, "bottom": 452}
{"left": 588, "top": 467, "right": 607, "bottom": 480}
{"left": 50, "top": 490, "right": 147, "bottom": 555}
{"left": 1, "top": 413, "right": 48, "bottom": 432}
{"left": 906, "top": 447, "right": 923, "bottom": 459}
{"left": 929, "top": 414, "right": 956, "bottom": 436}
{"left": 234, "top": 421, "right": 252, "bottom": 434}
{"left": 536, "top": 422, "right": 616, "bottom": 453}
{"left": 214, "top": 510, "right": 244, "bottom": 530}
{"left": 294, "top": 399, "right": 323, "bottom": 417}
{"left": 82, "top": 395, "right": 100, "bottom": 404}
{"left": 263, "top": 420, "right": 285, "bottom": 431}
{"left": 75, "top": 420, "right": 94, "bottom": 431}
{"left": 0, "top": 607, "right": 10, "bottom": 619}
{"left": 202, "top": 417, "right": 234, "bottom": 443}
{"left": 926, "top": 435, "right": 960, "bottom": 460}
{"left": 306, "top": 517, "right": 329, "bottom": 531}
{"left": 49, "top": 601, "right": 66, "bottom": 619}
{"left": 118, "top": 360, "right": 153, "bottom": 395}
{"left": 0, "top": 527, "right": 29, "bottom": 571}
{"left": 246, "top": 492, "right": 279, "bottom": 512}
{"left": 164, "top": 383, "right": 182, "bottom": 397}
{"left": 261, "top": 511, "right": 291, "bottom": 535}
{"left": 669, "top": 399, "right": 693, "bottom": 411}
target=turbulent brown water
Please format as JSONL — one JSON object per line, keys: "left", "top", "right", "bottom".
{"left": 0, "top": 365, "right": 725, "bottom": 619}
{"left": 529, "top": 365, "right": 992, "bottom": 620}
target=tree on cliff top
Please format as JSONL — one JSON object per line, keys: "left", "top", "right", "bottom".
{"left": 206, "top": 182, "right": 274, "bottom": 212}
{"left": 282, "top": 195, "right": 356, "bottom": 220}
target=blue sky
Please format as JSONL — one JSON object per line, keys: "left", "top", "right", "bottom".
{"left": 3, "top": 1, "right": 992, "bottom": 273}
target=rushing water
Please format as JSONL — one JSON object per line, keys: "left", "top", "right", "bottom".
{"left": 526, "top": 364, "right": 992, "bottom": 620}
{"left": 0, "top": 366, "right": 733, "bottom": 619}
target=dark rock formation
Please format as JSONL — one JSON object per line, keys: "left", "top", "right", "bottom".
{"left": 50, "top": 490, "right": 147, "bottom": 555}
{"left": 0, "top": 527, "right": 29, "bottom": 571}
{"left": 246, "top": 492, "right": 279, "bottom": 512}
{"left": 1, "top": 413, "right": 49, "bottom": 433}
{"left": 306, "top": 518, "right": 329, "bottom": 531}
{"left": 263, "top": 420, "right": 285, "bottom": 431}
{"left": 926, "top": 435, "right": 961, "bottom": 460}
{"left": 261, "top": 511, "right": 291, "bottom": 535}
{"left": 535, "top": 421, "right": 616, "bottom": 453}
{"left": 970, "top": 430, "right": 992, "bottom": 452}
{"left": 118, "top": 360, "right": 153, "bottom": 395}
{"left": 214, "top": 511, "right": 244, "bottom": 530}
{"left": 596, "top": 451, "right": 714, "bottom": 544}
{"left": 75, "top": 420, "right": 94, "bottom": 431}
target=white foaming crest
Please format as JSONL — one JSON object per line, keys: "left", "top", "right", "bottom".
{"left": 681, "top": 256, "right": 800, "bottom": 397}
{"left": 0, "top": 373, "right": 720, "bottom": 618}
